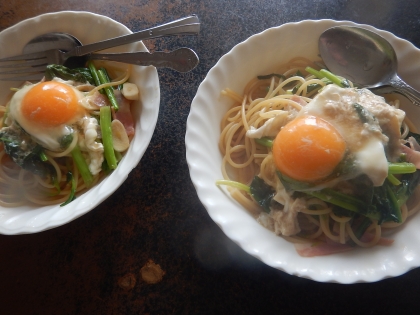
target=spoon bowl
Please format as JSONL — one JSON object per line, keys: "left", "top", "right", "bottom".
{"left": 23, "top": 32, "right": 82, "bottom": 54}
{"left": 22, "top": 32, "right": 87, "bottom": 68}
{"left": 319, "top": 26, "right": 420, "bottom": 106}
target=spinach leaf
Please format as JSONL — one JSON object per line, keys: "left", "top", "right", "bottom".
{"left": 373, "top": 170, "right": 420, "bottom": 224}
{"left": 0, "top": 128, "right": 55, "bottom": 179}
{"left": 341, "top": 79, "right": 351, "bottom": 88}
{"left": 45, "top": 64, "right": 95, "bottom": 84}
{"left": 292, "top": 83, "right": 322, "bottom": 95}
{"left": 348, "top": 175, "right": 375, "bottom": 206}
{"left": 276, "top": 171, "right": 315, "bottom": 191}
{"left": 392, "top": 170, "right": 420, "bottom": 207}
{"left": 347, "top": 216, "right": 372, "bottom": 246}
{"left": 59, "top": 133, "right": 74, "bottom": 149}
{"left": 306, "top": 83, "right": 322, "bottom": 93}
{"left": 249, "top": 176, "right": 276, "bottom": 213}
{"left": 294, "top": 70, "right": 304, "bottom": 78}
{"left": 275, "top": 160, "right": 357, "bottom": 191}
{"left": 257, "top": 73, "right": 286, "bottom": 80}
{"left": 372, "top": 184, "right": 401, "bottom": 224}
{"left": 353, "top": 102, "right": 376, "bottom": 124}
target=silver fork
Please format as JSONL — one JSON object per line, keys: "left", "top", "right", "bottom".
{"left": 0, "top": 48, "right": 199, "bottom": 81}
{"left": 0, "top": 15, "right": 200, "bottom": 80}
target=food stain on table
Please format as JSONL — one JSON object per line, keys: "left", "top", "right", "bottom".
{"left": 140, "top": 260, "right": 165, "bottom": 284}
{"left": 118, "top": 273, "right": 136, "bottom": 291}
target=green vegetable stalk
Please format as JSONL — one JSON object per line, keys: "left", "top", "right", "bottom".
{"left": 97, "top": 68, "right": 119, "bottom": 111}
{"left": 386, "top": 185, "right": 402, "bottom": 223}
{"left": 255, "top": 137, "right": 274, "bottom": 148}
{"left": 387, "top": 173, "right": 401, "bottom": 185}
{"left": 388, "top": 162, "right": 416, "bottom": 174}
{"left": 100, "top": 106, "right": 118, "bottom": 170}
{"left": 305, "top": 67, "right": 323, "bottom": 79}
{"left": 60, "top": 172, "right": 76, "bottom": 207}
{"left": 87, "top": 61, "right": 102, "bottom": 88}
{"left": 216, "top": 177, "right": 276, "bottom": 213}
{"left": 71, "top": 145, "right": 93, "bottom": 187}
{"left": 319, "top": 69, "right": 350, "bottom": 88}
{"left": 305, "top": 67, "right": 350, "bottom": 88}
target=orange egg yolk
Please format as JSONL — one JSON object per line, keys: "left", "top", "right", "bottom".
{"left": 21, "top": 81, "right": 80, "bottom": 127}
{"left": 272, "top": 116, "right": 346, "bottom": 182}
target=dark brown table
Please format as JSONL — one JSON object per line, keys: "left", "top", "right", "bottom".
{"left": 2, "top": 1, "right": 420, "bottom": 314}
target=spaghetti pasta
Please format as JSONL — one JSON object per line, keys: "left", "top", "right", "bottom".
{"left": 0, "top": 63, "right": 135, "bottom": 207}
{"left": 218, "top": 57, "right": 420, "bottom": 256}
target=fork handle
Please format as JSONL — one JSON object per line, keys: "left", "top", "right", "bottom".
{"left": 88, "top": 48, "right": 199, "bottom": 73}
{"left": 66, "top": 15, "right": 200, "bottom": 58}
{"left": 388, "top": 75, "right": 420, "bottom": 107}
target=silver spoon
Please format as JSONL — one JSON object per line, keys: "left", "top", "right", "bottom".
{"left": 86, "top": 48, "right": 199, "bottom": 73}
{"left": 22, "top": 33, "right": 199, "bottom": 72}
{"left": 318, "top": 26, "right": 420, "bottom": 106}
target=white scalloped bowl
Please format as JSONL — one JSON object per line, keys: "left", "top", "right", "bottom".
{"left": 0, "top": 12, "right": 160, "bottom": 234}
{"left": 186, "top": 20, "right": 420, "bottom": 283}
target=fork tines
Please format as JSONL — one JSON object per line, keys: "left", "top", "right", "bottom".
{"left": 0, "top": 63, "right": 46, "bottom": 81}
{"left": 0, "top": 50, "right": 48, "bottom": 80}
{"left": 0, "top": 50, "right": 47, "bottom": 62}
{"left": 0, "top": 73, "right": 45, "bottom": 81}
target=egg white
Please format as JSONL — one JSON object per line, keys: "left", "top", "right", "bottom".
{"left": 8, "top": 80, "right": 87, "bottom": 151}
{"left": 297, "top": 84, "right": 405, "bottom": 186}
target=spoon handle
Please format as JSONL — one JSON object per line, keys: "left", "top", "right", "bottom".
{"left": 389, "top": 75, "right": 420, "bottom": 107}
{"left": 88, "top": 48, "right": 199, "bottom": 73}
{"left": 66, "top": 16, "right": 200, "bottom": 58}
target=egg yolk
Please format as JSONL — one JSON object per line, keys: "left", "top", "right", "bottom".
{"left": 21, "top": 81, "right": 80, "bottom": 127}
{"left": 272, "top": 116, "right": 346, "bottom": 182}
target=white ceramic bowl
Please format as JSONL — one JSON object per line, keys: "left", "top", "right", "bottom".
{"left": 0, "top": 11, "right": 160, "bottom": 234}
{"left": 186, "top": 19, "right": 420, "bottom": 283}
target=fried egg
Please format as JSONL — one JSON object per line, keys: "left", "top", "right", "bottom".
{"left": 8, "top": 80, "right": 87, "bottom": 151}
{"left": 272, "top": 84, "right": 405, "bottom": 187}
